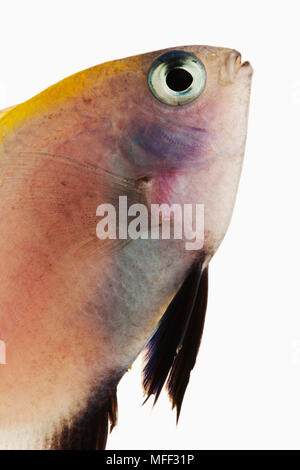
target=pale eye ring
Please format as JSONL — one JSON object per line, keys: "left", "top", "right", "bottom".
{"left": 148, "top": 51, "right": 206, "bottom": 106}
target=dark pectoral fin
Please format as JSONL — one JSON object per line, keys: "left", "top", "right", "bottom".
{"left": 142, "top": 263, "right": 208, "bottom": 420}
{"left": 51, "top": 389, "right": 118, "bottom": 450}
{"left": 167, "top": 266, "right": 208, "bottom": 420}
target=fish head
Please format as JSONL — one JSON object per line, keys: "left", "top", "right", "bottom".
{"left": 0, "top": 45, "right": 252, "bottom": 257}
{"left": 102, "top": 45, "right": 253, "bottom": 255}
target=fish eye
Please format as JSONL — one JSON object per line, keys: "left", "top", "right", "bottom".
{"left": 148, "top": 51, "right": 206, "bottom": 106}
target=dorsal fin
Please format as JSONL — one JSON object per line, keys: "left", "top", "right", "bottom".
{"left": 142, "top": 262, "right": 208, "bottom": 420}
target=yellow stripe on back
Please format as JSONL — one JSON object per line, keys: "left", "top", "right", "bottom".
{"left": 0, "top": 57, "right": 135, "bottom": 146}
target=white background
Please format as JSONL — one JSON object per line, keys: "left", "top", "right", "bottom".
{"left": 1, "top": 0, "right": 299, "bottom": 450}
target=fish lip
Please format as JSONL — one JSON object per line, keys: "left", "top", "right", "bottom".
{"left": 222, "top": 50, "right": 253, "bottom": 83}
{"left": 240, "top": 59, "right": 253, "bottom": 74}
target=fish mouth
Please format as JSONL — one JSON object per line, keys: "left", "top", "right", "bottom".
{"left": 222, "top": 50, "right": 253, "bottom": 83}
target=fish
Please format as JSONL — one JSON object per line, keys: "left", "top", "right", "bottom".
{"left": 0, "top": 45, "right": 252, "bottom": 450}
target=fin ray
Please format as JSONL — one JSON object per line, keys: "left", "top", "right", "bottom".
{"left": 142, "top": 263, "right": 208, "bottom": 419}
{"left": 0, "top": 151, "right": 146, "bottom": 258}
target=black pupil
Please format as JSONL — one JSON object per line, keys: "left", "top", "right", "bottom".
{"left": 166, "top": 67, "right": 193, "bottom": 92}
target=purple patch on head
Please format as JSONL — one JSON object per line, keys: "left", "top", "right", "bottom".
{"left": 120, "top": 119, "right": 212, "bottom": 174}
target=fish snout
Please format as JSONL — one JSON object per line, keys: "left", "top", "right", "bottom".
{"left": 221, "top": 50, "right": 253, "bottom": 84}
